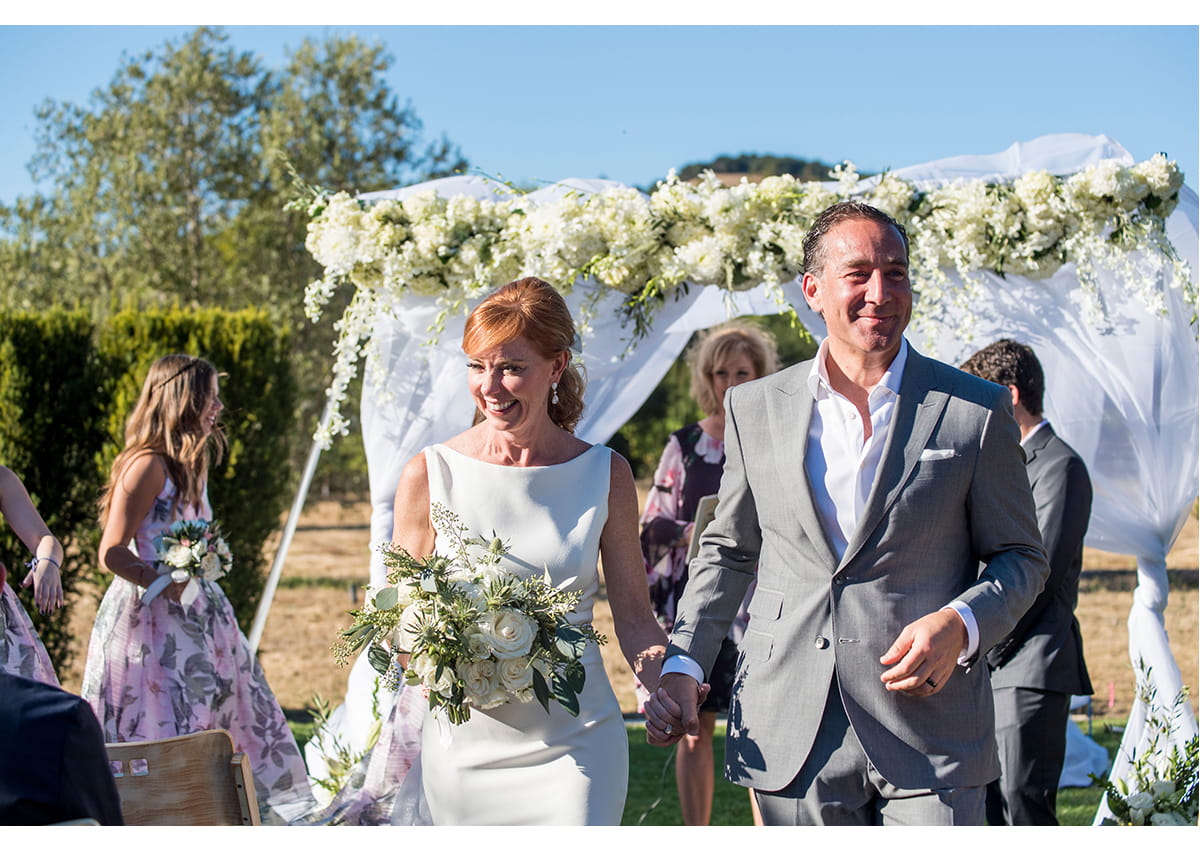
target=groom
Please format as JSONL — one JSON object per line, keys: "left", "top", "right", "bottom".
{"left": 646, "top": 201, "right": 1050, "bottom": 825}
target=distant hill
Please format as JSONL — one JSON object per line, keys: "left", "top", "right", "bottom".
{"left": 676, "top": 153, "right": 844, "bottom": 184}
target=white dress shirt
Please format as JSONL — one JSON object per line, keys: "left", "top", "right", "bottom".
{"left": 663, "top": 338, "right": 977, "bottom": 687}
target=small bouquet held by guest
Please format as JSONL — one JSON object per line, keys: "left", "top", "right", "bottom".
{"left": 143, "top": 518, "right": 233, "bottom": 605}
{"left": 334, "top": 503, "right": 606, "bottom": 725}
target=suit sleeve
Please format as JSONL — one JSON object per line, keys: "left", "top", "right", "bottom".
{"left": 57, "top": 700, "right": 125, "bottom": 825}
{"left": 991, "top": 449, "right": 1091, "bottom": 666}
{"left": 955, "top": 392, "right": 1051, "bottom": 658}
{"left": 665, "top": 385, "right": 760, "bottom": 676}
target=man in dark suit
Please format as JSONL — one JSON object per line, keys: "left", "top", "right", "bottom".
{"left": 645, "top": 202, "right": 1049, "bottom": 825}
{"left": 0, "top": 564, "right": 124, "bottom": 825}
{"left": 961, "top": 339, "right": 1093, "bottom": 826}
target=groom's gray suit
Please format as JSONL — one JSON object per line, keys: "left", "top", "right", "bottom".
{"left": 666, "top": 344, "right": 1049, "bottom": 795}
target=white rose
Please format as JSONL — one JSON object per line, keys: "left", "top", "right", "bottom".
{"left": 1150, "top": 779, "right": 1176, "bottom": 798}
{"left": 200, "top": 552, "right": 223, "bottom": 580}
{"left": 478, "top": 609, "right": 537, "bottom": 659}
{"left": 496, "top": 657, "right": 534, "bottom": 694}
{"left": 164, "top": 544, "right": 193, "bottom": 569}
{"left": 409, "top": 652, "right": 454, "bottom": 694}
{"left": 390, "top": 602, "right": 425, "bottom": 652}
{"left": 214, "top": 538, "right": 231, "bottom": 560}
{"left": 457, "top": 658, "right": 498, "bottom": 705}
{"left": 465, "top": 630, "right": 493, "bottom": 660}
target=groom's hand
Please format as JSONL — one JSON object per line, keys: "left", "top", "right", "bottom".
{"left": 879, "top": 608, "right": 967, "bottom": 696}
{"left": 644, "top": 673, "right": 706, "bottom": 746}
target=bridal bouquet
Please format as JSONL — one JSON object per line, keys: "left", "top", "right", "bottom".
{"left": 144, "top": 519, "right": 232, "bottom": 604}
{"left": 334, "top": 503, "right": 606, "bottom": 725}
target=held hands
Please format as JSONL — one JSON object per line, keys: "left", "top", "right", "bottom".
{"left": 644, "top": 672, "right": 710, "bottom": 746}
{"left": 879, "top": 608, "right": 968, "bottom": 696}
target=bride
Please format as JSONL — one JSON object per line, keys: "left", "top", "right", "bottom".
{"left": 375, "top": 276, "right": 669, "bottom": 825}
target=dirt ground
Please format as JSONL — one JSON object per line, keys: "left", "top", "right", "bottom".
{"left": 62, "top": 493, "right": 1198, "bottom": 726}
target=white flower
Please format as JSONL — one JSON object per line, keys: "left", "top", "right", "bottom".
{"left": 409, "top": 652, "right": 455, "bottom": 695}
{"left": 200, "top": 552, "right": 224, "bottom": 580}
{"left": 457, "top": 658, "right": 498, "bottom": 704}
{"left": 1149, "top": 811, "right": 1189, "bottom": 826}
{"left": 214, "top": 538, "right": 231, "bottom": 560}
{"left": 1150, "top": 779, "right": 1177, "bottom": 798}
{"left": 478, "top": 609, "right": 537, "bottom": 659}
{"left": 496, "top": 656, "right": 534, "bottom": 693}
{"left": 164, "top": 544, "right": 193, "bottom": 569}
{"left": 391, "top": 602, "right": 425, "bottom": 652}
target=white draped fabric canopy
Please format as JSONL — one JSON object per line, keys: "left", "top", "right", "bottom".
{"left": 284, "top": 135, "right": 1197, "bottom": 819}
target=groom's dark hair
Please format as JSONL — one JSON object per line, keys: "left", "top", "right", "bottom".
{"left": 802, "top": 201, "right": 909, "bottom": 276}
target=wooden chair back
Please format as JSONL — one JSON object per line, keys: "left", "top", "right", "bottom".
{"left": 106, "top": 729, "right": 260, "bottom": 825}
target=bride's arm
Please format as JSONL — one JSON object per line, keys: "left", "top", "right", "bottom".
{"left": 600, "top": 452, "right": 668, "bottom": 700}
{"left": 392, "top": 452, "right": 435, "bottom": 556}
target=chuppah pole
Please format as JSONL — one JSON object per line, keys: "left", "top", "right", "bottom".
{"left": 247, "top": 397, "right": 336, "bottom": 655}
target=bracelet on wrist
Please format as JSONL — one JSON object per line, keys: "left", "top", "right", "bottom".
{"left": 26, "top": 555, "right": 61, "bottom": 571}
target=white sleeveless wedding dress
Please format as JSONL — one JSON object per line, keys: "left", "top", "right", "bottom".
{"left": 417, "top": 442, "right": 628, "bottom": 825}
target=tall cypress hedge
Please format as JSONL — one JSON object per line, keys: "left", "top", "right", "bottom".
{"left": 0, "top": 311, "right": 107, "bottom": 670}
{"left": 0, "top": 307, "right": 296, "bottom": 675}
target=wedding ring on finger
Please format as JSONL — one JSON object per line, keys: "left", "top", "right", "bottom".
{"left": 664, "top": 724, "right": 673, "bottom": 736}
{"left": 926, "top": 677, "right": 937, "bottom": 688}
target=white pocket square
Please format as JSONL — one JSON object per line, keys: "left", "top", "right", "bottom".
{"left": 919, "top": 448, "right": 957, "bottom": 461}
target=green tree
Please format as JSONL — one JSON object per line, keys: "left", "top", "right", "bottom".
{"left": 1, "top": 26, "right": 468, "bottom": 494}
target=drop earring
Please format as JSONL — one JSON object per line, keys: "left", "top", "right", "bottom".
{"left": 551, "top": 382, "right": 559, "bottom": 406}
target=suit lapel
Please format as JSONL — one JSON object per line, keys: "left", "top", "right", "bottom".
{"left": 839, "top": 347, "right": 948, "bottom": 569}
{"left": 770, "top": 361, "right": 840, "bottom": 572}
{"left": 1022, "top": 422, "right": 1053, "bottom": 467}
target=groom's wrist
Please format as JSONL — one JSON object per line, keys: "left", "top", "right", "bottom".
{"left": 662, "top": 653, "right": 704, "bottom": 684}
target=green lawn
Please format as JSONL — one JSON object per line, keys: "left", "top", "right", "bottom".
{"left": 288, "top": 715, "right": 1118, "bottom": 826}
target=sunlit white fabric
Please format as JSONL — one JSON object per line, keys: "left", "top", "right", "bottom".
{"left": 310, "top": 139, "right": 1197, "bottom": 822}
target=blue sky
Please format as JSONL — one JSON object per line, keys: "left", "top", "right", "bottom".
{"left": 0, "top": 22, "right": 1196, "bottom": 204}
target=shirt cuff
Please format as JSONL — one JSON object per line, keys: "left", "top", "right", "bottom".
{"left": 942, "top": 600, "right": 978, "bottom": 665}
{"left": 662, "top": 653, "right": 705, "bottom": 684}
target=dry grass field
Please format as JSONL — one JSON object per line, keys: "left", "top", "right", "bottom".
{"left": 61, "top": 492, "right": 1198, "bottom": 728}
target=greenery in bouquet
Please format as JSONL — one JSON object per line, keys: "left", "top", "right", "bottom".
{"left": 1095, "top": 663, "right": 1199, "bottom": 826}
{"left": 152, "top": 518, "right": 233, "bottom": 582}
{"left": 334, "top": 503, "right": 606, "bottom": 725}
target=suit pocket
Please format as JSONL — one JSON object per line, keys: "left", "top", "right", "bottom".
{"left": 746, "top": 586, "right": 784, "bottom": 621}
{"left": 739, "top": 628, "right": 773, "bottom": 662}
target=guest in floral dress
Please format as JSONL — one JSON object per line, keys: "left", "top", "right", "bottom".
{"left": 0, "top": 465, "right": 64, "bottom": 686}
{"left": 639, "top": 320, "right": 779, "bottom": 825}
{"left": 81, "top": 354, "right": 314, "bottom": 824}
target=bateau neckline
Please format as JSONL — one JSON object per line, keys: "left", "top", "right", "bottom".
{"left": 433, "top": 442, "right": 604, "bottom": 470}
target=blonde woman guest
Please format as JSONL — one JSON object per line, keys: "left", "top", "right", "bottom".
{"left": 0, "top": 465, "right": 65, "bottom": 685}
{"left": 81, "top": 355, "right": 314, "bottom": 824}
{"left": 640, "top": 320, "right": 779, "bottom": 825}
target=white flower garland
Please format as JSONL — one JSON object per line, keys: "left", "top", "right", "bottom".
{"left": 300, "top": 155, "right": 1191, "bottom": 446}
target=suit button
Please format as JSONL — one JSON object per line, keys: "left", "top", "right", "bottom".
{"left": 834, "top": 576, "right": 846, "bottom": 586}
{"left": 814, "top": 636, "right": 830, "bottom": 650}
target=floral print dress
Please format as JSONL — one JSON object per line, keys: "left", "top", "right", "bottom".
{"left": 1, "top": 580, "right": 59, "bottom": 686}
{"left": 81, "top": 477, "right": 314, "bottom": 824}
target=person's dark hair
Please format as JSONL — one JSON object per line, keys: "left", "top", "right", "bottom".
{"left": 802, "top": 201, "right": 910, "bottom": 277}
{"left": 686, "top": 321, "right": 781, "bottom": 416}
{"left": 960, "top": 339, "right": 1045, "bottom": 416}
{"left": 463, "top": 277, "right": 585, "bottom": 432}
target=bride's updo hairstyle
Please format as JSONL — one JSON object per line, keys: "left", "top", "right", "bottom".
{"left": 463, "top": 277, "right": 586, "bottom": 433}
